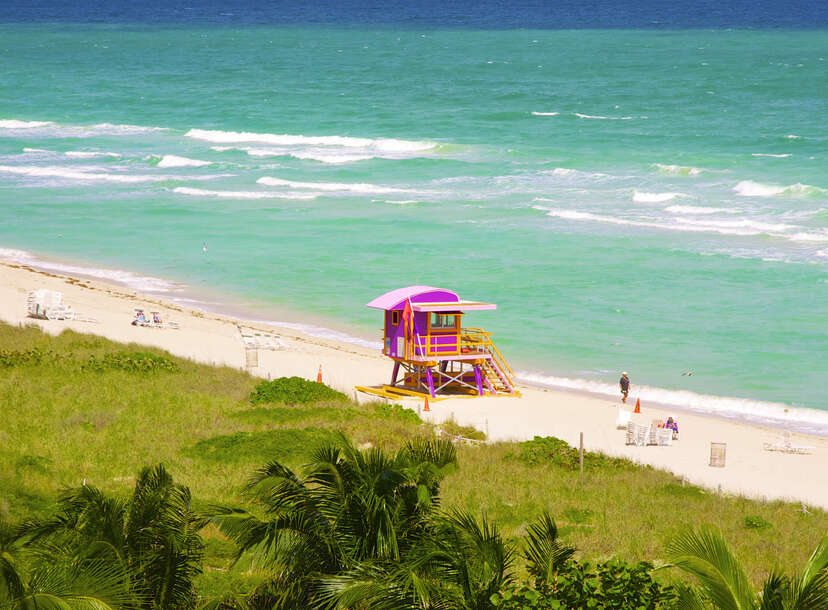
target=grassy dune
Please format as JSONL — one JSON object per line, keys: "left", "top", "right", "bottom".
{"left": 2, "top": 322, "right": 825, "bottom": 591}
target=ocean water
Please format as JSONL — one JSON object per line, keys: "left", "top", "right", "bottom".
{"left": 1, "top": 3, "right": 827, "bottom": 432}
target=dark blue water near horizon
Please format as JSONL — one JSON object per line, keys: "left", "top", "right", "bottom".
{"left": 5, "top": 0, "right": 828, "bottom": 29}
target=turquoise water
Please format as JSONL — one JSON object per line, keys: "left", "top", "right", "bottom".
{"left": 1, "top": 25, "right": 826, "bottom": 430}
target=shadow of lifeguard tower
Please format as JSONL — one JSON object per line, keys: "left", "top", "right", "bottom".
{"left": 355, "top": 286, "right": 518, "bottom": 401}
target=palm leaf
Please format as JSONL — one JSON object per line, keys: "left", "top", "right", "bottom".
{"left": 666, "top": 526, "right": 757, "bottom": 610}
{"left": 522, "top": 512, "right": 575, "bottom": 584}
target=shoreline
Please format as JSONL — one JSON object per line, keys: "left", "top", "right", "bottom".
{"left": 2, "top": 244, "right": 826, "bottom": 438}
{"left": 3, "top": 254, "right": 828, "bottom": 508}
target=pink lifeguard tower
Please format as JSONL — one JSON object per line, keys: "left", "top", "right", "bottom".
{"left": 358, "top": 286, "right": 517, "bottom": 400}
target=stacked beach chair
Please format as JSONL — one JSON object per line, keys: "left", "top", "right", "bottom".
{"left": 27, "top": 289, "right": 97, "bottom": 322}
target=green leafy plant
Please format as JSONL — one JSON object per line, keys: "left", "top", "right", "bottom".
{"left": 667, "top": 526, "right": 828, "bottom": 609}
{"left": 249, "top": 376, "right": 346, "bottom": 405}
{"left": 81, "top": 351, "right": 179, "bottom": 373}
{"left": 372, "top": 402, "right": 424, "bottom": 425}
{"left": 744, "top": 515, "right": 772, "bottom": 530}
{"left": 0, "top": 348, "right": 56, "bottom": 367}
{"left": 508, "top": 436, "right": 635, "bottom": 472}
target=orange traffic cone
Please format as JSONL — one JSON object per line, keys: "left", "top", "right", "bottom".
{"left": 316, "top": 365, "right": 323, "bottom": 383}
{"left": 634, "top": 397, "right": 641, "bottom": 414}
{"left": 424, "top": 396, "right": 430, "bottom": 412}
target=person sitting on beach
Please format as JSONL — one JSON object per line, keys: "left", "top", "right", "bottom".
{"left": 665, "top": 417, "right": 679, "bottom": 438}
{"left": 132, "top": 310, "right": 146, "bottom": 326}
{"left": 619, "top": 372, "right": 630, "bottom": 403}
{"left": 152, "top": 312, "right": 162, "bottom": 324}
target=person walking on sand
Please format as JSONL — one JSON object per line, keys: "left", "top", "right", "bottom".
{"left": 619, "top": 372, "right": 630, "bottom": 403}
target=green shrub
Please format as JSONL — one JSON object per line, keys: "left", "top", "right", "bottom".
{"left": 0, "top": 348, "right": 56, "bottom": 367}
{"left": 508, "top": 436, "right": 635, "bottom": 472}
{"left": 744, "top": 515, "right": 772, "bottom": 530}
{"left": 250, "top": 376, "right": 347, "bottom": 405}
{"left": 491, "top": 558, "right": 675, "bottom": 609}
{"left": 82, "top": 351, "right": 179, "bottom": 373}
{"left": 372, "top": 403, "right": 423, "bottom": 425}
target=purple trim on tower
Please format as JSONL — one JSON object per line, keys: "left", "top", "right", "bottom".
{"left": 473, "top": 364, "right": 484, "bottom": 396}
{"left": 366, "top": 285, "right": 459, "bottom": 311}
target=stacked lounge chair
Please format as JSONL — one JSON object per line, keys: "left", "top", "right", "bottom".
{"left": 763, "top": 431, "right": 815, "bottom": 455}
{"left": 27, "top": 290, "right": 97, "bottom": 322}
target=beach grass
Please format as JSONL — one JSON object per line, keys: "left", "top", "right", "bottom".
{"left": 2, "top": 321, "right": 825, "bottom": 591}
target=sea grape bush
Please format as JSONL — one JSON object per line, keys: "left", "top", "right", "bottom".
{"left": 82, "top": 351, "right": 179, "bottom": 373}
{"left": 372, "top": 402, "right": 423, "bottom": 425}
{"left": 510, "top": 436, "right": 636, "bottom": 472}
{"left": 250, "top": 376, "right": 346, "bottom": 405}
{"left": 491, "top": 558, "right": 676, "bottom": 609}
{"left": 0, "top": 347, "right": 58, "bottom": 367}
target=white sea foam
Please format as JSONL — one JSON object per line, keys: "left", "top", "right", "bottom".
{"left": 788, "top": 231, "right": 828, "bottom": 243}
{"left": 65, "top": 151, "right": 122, "bottom": 159}
{"left": 0, "top": 247, "right": 176, "bottom": 293}
{"left": 23, "top": 148, "right": 49, "bottom": 153}
{"left": 531, "top": 111, "right": 559, "bottom": 116}
{"left": 0, "top": 119, "right": 55, "bottom": 129}
{"left": 2, "top": 120, "right": 168, "bottom": 138}
{"left": 257, "top": 176, "right": 405, "bottom": 194}
{"left": 751, "top": 153, "right": 791, "bottom": 158}
{"left": 535, "top": 206, "right": 769, "bottom": 237}
{"left": 675, "top": 217, "right": 793, "bottom": 232}
{"left": 185, "top": 128, "right": 436, "bottom": 153}
{"left": 632, "top": 190, "right": 685, "bottom": 203}
{"left": 574, "top": 113, "right": 635, "bottom": 120}
{"left": 172, "top": 186, "right": 319, "bottom": 200}
{"left": 0, "top": 165, "right": 173, "bottom": 183}
{"left": 551, "top": 167, "right": 575, "bottom": 176}
{"left": 156, "top": 155, "right": 211, "bottom": 168}
{"left": 517, "top": 371, "right": 828, "bottom": 435}
{"left": 785, "top": 134, "right": 801, "bottom": 139}
{"left": 290, "top": 151, "right": 375, "bottom": 164}
{"left": 653, "top": 163, "right": 706, "bottom": 177}
{"left": 665, "top": 205, "right": 739, "bottom": 215}
{"left": 734, "top": 180, "right": 826, "bottom": 198}
{"left": 209, "top": 145, "right": 375, "bottom": 164}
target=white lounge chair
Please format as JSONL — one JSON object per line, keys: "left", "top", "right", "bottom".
{"left": 27, "top": 290, "right": 97, "bottom": 322}
{"left": 616, "top": 408, "right": 632, "bottom": 430}
{"left": 763, "top": 431, "right": 815, "bottom": 455}
{"left": 238, "top": 326, "right": 285, "bottom": 351}
{"left": 656, "top": 428, "right": 673, "bottom": 446}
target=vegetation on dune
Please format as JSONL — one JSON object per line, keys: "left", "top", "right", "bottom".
{"left": 1, "top": 322, "right": 827, "bottom": 608}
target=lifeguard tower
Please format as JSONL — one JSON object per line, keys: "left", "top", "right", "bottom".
{"left": 357, "top": 286, "right": 518, "bottom": 400}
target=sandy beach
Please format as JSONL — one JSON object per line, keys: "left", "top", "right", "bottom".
{"left": 3, "top": 260, "right": 827, "bottom": 509}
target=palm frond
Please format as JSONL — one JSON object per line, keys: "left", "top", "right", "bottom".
{"left": 522, "top": 512, "right": 575, "bottom": 584}
{"left": 666, "top": 526, "right": 757, "bottom": 610}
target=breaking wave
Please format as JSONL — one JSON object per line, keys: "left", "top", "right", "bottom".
{"left": 665, "top": 205, "right": 739, "bottom": 215}
{"left": 257, "top": 176, "right": 405, "bottom": 194}
{"left": 172, "top": 186, "right": 319, "bottom": 200}
{"left": 653, "top": 164, "right": 707, "bottom": 177}
{"left": 632, "top": 190, "right": 686, "bottom": 203}
{"left": 0, "top": 165, "right": 174, "bottom": 183}
{"left": 65, "top": 151, "right": 122, "bottom": 159}
{"left": 734, "top": 180, "right": 827, "bottom": 198}
{"left": 156, "top": 155, "right": 211, "bottom": 168}
{"left": 531, "top": 111, "right": 559, "bottom": 116}
{"left": 185, "top": 128, "right": 437, "bottom": 153}
{"left": 0, "top": 119, "right": 55, "bottom": 129}
{"left": 751, "top": 153, "right": 791, "bottom": 158}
